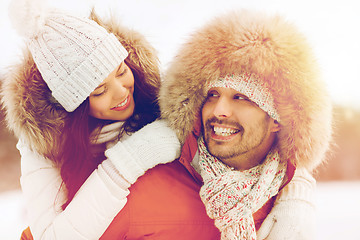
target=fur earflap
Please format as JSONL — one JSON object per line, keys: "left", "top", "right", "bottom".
{"left": 1, "top": 11, "right": 160, "bottom": 159}
{"left": 1, "top": 49, "right": 66, "bottom": 159}
{"left": 160, "top": 10, "right": 332, "bottom": 171}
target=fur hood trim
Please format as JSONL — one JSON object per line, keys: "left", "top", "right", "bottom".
{"left": 159, "top": 10, "right": 332, "bottom": 171}
{"left": 1, "top": 11, "right": 160, "bottom": 158}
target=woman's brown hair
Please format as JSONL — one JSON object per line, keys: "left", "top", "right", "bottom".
{"left": 59, "top": 58, "right": 160, "bottom": 208}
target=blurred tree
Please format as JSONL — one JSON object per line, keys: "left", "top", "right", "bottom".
{"left": 316, "top": 105, "right": 360, "bottom": 181}
{"left": 0, "top": 107, "right": 21, "bottom": 192}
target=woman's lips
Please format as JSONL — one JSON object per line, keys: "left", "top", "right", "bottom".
{"left": 111, "top": 95, "right": 131, "bottom": 111}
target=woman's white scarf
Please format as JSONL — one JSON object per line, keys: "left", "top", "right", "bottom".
{"left": 198, "top": 137, "right": 287, "bottom": 240}
{"left": 91, "top": 121, "right": 124, "bottom": 145}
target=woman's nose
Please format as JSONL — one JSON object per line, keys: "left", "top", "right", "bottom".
{"left": 112, "top": 81, "right": 128, "bottom": 99}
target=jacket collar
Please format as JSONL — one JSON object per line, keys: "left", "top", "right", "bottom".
{"left": 178, "top": 117, "right": 203, "bottom": 184}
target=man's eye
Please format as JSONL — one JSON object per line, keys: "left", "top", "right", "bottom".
{"left": 207, "top": 92, "right": 219, "bottom": 98}
{"left": 234, "top": 95, "right": 245, "bottom": 100}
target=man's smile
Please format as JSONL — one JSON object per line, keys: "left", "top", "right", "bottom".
{"left": 210, "top": 123, "right": 241, "bottom": 141}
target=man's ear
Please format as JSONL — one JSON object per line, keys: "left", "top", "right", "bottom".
{"left": 270, "top": 119, "right": 281, "bottom": 133}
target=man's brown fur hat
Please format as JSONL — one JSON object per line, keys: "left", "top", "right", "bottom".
{"left": 160, "top": 10, "right": 332, "bottom": 171}
{"left": 1, "top": 11, "right": 160, "bottom": 159}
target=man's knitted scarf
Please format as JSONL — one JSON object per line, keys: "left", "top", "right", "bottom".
{"left": 198, "top": 137, "right": 287, "bottom": 240}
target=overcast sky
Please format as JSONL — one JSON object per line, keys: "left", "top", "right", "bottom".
{"left": 1, "top": 0, "right": 359, "bottom": 108}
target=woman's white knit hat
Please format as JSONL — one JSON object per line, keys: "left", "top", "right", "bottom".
{"left": 8, "top": 0, "right": 128, "bottom": 112}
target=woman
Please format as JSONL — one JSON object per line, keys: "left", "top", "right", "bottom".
{"left": 1, "top": 0, "right": 181, "bottom": 239}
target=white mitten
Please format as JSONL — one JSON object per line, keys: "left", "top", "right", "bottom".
{"left": 257, "top": 168, "right": 316, "bottom": 240}
{"left": 105, "top": 119, "right": 180, "bottom": 184}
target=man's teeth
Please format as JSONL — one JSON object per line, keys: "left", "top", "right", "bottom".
{"left": 213, "top": 126, "right": 238, "bottom": 136}
{"left": 115, "top": 98, "right": 128, "bottom": 108}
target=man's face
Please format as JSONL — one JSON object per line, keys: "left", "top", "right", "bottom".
{"left": 201, "top": 87, "right": 279, "bottom": 170}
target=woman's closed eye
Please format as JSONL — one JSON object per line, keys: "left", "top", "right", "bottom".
{"left": 92, "top": 86, "right": 107, "bottom": 97}
{"left": 116, "top": 67, "right": 128, "bottom": 78}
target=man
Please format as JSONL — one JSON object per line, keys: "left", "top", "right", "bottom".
{"left": 159, "top": 10, "right": 332, "bottom": 239}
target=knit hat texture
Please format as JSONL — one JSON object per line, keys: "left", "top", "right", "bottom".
{"left": 8, "top": 0, "right": 128, "bottom": 112}
{"left": 206, "top": 73, "right": 280, "bottom": 122}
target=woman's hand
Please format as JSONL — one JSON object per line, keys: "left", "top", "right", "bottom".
{"left": 105, "top": 119, "right": 181, "bottom": 183}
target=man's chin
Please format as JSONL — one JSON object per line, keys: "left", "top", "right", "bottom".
{"left": 207, "top": 144, "right": 233, "bottom": 160}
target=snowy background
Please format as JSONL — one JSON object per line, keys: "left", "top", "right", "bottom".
{"left": 1, "top": 0, "right": 360, "bottom": 239}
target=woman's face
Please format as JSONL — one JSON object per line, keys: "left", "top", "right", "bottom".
{"left": 89, "top": 61, "right": 135, "bottom": 121}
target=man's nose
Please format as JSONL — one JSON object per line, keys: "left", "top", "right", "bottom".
{"left": 213, "top": 97, "right": 232, "bottom": 118}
